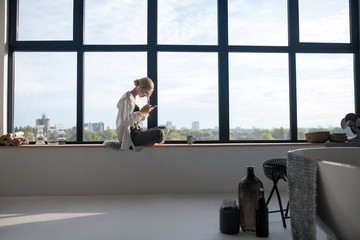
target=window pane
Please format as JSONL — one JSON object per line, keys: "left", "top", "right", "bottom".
{"left": 158, "top": 0, "right": 217, "bottom": 45}
{"left": 229, "top": 53, "right": 289, "bottom": 140}
{"left": 14, "top": 52, "right": 77, "bottom": 141}
{"left": 84, "top": 52, "right": 147, "bottom": 141}
{"left": 296, "top": 54, "right": 355, "bottom": 138}
{"left": 18, "top": 0, "right": 73, "bottom": 40}
{"left": 299, "top": 0, "right": 350, "bottom": 43}
{"left": 228, "top": 0, "right": 288, "bottom": 46}
{"left": 84, "top": 0, "right": 147, "bottom": 44}
{"left": 158, "top": 53, "right": 218, "bottom": 140}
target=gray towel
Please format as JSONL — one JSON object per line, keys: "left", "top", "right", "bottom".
{"left": 287, "top": 151, "right": 318, "bottom": 240}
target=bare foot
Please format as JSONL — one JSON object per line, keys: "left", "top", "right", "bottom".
{"left": 146, "top": 143, "right": 156, "bottom": 147}
{"left": 146, "top": 140, "right": 166, "bottom": 147}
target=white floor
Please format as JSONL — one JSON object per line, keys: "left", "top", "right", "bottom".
{"left": 0, "top": 194, "right": 327, "bottom": 240}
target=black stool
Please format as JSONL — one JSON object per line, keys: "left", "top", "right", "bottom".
{"left": 263, "top": 157, "right": 290, "bottom": 228}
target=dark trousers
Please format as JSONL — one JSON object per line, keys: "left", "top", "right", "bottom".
{"left": 131, "top": 126, "right": 169, "bottom": 146}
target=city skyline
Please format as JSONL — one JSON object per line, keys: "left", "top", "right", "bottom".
{"left": 21, "top": 113, "right": 347, "bottom": 133}
{"left": 16, "top": 114, "right": 354, "bottom": 143}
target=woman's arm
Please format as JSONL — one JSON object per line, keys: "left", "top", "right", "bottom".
{"left": 117, "top": 92, "right": 147, "bottom": 126}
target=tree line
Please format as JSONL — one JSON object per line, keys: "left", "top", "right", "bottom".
{"left": 14, "top": 125, "right": 348, "bottom": 142}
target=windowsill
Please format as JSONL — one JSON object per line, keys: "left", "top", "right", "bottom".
{"left": 156, "top": 142, "right": 326, "bottom": 147}
{"left": 1, "top": 142, "right": 327, "bottom": 148}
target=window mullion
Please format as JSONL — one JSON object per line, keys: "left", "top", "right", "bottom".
{"left": 147, "top": 0, "right": 158, "bottom": 129}
{"left": 218, "top": 0, "right": 229, "bottom": 142}
{"left": 288, "top": 0, "right": 299, "bottom": 141}
{"left": 350, "top": 0, "right": 360, "bottom": 115}
{"left": 74, "top": 0, "right": 84, "bottom": 142}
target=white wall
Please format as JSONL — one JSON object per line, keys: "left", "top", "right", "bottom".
{"left": 0, "top": 144, "right": 321, "bottom": 196}
{"left": 0, "top": 0, "right": 8, "bottom": 135}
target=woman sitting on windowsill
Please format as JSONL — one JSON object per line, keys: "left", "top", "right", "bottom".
{"left": 105, "top": 77, "right": 169, "bottom": 151}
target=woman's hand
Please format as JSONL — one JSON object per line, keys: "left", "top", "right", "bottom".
{"left": 140, "top": 104, "right": 157, "bottom": 115}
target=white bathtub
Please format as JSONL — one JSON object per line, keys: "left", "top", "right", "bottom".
{"left": 288, "top": 147, "right": 360, "bottom": 240}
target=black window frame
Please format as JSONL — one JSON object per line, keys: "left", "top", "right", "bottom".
{"left": 7, "top": 0, "right": 360, "bottom": 144}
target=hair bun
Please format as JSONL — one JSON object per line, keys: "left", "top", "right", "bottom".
{"left": 134, "top": 79, "right": 140, "bottom": 86}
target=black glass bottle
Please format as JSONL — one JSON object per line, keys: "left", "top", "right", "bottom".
{"left": 256, "top": 188, "right": 269, "bottom": 237}
{"left": 238, "top": 166, "right": 264, "bottom": 232}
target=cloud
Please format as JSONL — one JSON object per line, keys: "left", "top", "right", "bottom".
{"left": 158, "top": 0, "right": 217, "bottom": 44}
{"left": 85, "top": 0, "right": 147, "bottom": 44}
{"left": 18, "top": 0, "right": 73, "bottom": 40}
{"left": 299, "top": 0, "right": 349, "bottom": 42}
{"left": 228, "top": 0, "right": 288, "bottom": 46}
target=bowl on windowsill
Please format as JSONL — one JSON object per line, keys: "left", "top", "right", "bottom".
{"left": 329, "top": 133, "right": 347, "bottom": 143}
{"left": 305, "top": 131, "right": 330, "bottom": 143}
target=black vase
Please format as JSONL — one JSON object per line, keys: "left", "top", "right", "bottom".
{"left": 238, "top": 166, "right": 264, "bottom": 232}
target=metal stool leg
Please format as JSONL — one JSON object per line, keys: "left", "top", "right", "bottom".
{"left": 266, "top": 170, "right": 288, "bottom": 228}
{"left": 266, "top": 183, "right": 276, "bottom": 206}
{"left": 285, "top": 200, "right": 290, "bottom": 218}
{"left": 274, "top": 183, "right": 287, "bottom": 228}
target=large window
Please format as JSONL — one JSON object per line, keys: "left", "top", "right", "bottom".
{"left": 8, "top": 0, "right": 359, "bottom": 143}
{"left": 229, "top": 53, "right": 289, "bottom": 140}
{"left": 158, "top": 52, "right": 219, "bottom": 140}
{"left": 13, "top": 52, "right": 77, "bottom": 141}
{"left": 84, "top": 52, "right": 147, "bottom": 141}
{"left": 296, "top": 53, "right": 355, "bottom": 138}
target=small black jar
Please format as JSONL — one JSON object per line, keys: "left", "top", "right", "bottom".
{"left": 220, "top": 199, "right": 240, "bottom": 234}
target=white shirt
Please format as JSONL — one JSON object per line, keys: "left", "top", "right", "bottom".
{"left": 116, "top": 91, "right": 147, "bottom": 151}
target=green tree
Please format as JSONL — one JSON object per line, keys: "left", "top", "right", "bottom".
{"left": 100, "top": 129, "right": 117, "bottom": 140}
{"left": 18, "top": 125, "right": 35, "bottom": 141}
{"left": 271, "top": 127, "right": 286, "bottom": 139}
{"left": 83, "top": 130, "right": 100, "bottom": 141}
{"left": 66, "top": 129, "right": 76, "bottom": 141}
{"left": 263, "top": 131, "right": 274, "bottom": 140}
{"left": 166, "top": 129, "right": 185, "bottom": 140}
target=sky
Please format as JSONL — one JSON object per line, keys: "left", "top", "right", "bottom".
{"left": 13, "top": 0, "right": 354, "bottom": 130}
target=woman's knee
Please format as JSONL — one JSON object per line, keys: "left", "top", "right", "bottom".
{"left": 153, "top": 129, "right": 166, "bottom": 143}
{"left": 160, "top": 126, "right": 170, "bottom": 135}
